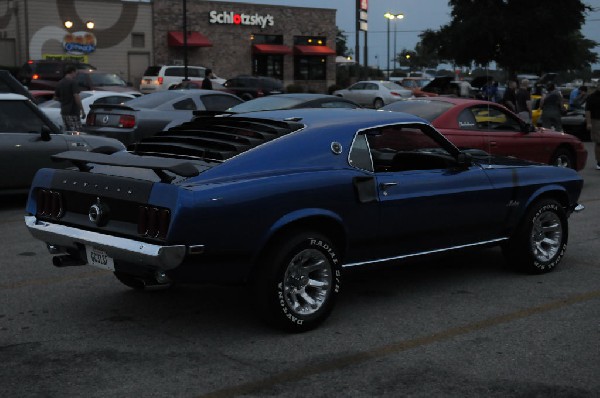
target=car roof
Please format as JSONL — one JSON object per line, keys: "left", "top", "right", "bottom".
{"left": 228, "top": 107, "right": 428, "bottom": 129}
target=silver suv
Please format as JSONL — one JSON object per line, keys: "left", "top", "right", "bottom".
{"left": 139, "top": 65, "right": 224, "bottom": 94}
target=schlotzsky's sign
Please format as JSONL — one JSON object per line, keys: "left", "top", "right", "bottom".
{"left": 209, "top": 11, "right": 274, "bottom": 29}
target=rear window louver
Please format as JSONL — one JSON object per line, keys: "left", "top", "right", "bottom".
{"left": 128, "top": 117, "right": 303, "bottom": 161}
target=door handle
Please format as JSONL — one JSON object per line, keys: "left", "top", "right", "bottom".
{"left": 489, "top": 141, "right": 498, "bottom": 146}
{"left": 380, "top": 182, "right": 397, "bottom": 195}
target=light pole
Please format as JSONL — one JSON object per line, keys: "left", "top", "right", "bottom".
{"left": 384, "top": 12, "right": 404, "bottom": 77}
{"left": 393, "top": 14, "right": 404, "bottom": 72}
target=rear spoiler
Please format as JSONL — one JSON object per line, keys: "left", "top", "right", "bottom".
{"left": 51, "top": 151, "right": 199, "bottom": 183}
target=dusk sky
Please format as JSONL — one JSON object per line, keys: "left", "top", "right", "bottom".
{"left": 221, "top": 0, "right": 600, "bottom": 70}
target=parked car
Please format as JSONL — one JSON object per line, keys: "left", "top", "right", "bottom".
{"left": 422, "top": 76, "right": 472, "bottom": 97}
{"left": 139, "top": 65, "right": 226, "bottom": 94}
{"left": 24, "top": 108, "right": 583, "bottom": 332}
{"left": 224, "top": 93, "right": 360, "bottom": 113}
{"left": 0, "top": 93, "right": 125, "bottom": 194}
{"left": 17, "top": 59, "right": 96, "bottom": 90}
{"left": 40, "top": 91, "right": 136, "bottom": 130}
{"left": 222, "top": 75, "right": 284, "bottom": 101}
{"left": 75, "top": 70, "right": 142, "bottom": 96}
{"left": 82, "top": 89, "right": 243, "bottom": 145}
{"left": 333, "top": 80, "right": 413, "bottom": 108}
{"left": 380, "top": 97, "right": 587, "bottom": 170}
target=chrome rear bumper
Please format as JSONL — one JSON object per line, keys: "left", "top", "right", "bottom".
{"left": 25, "top": 215, "right": 186, "bottom": 270}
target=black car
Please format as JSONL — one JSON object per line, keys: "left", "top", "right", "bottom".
{"left": 17, "top": 59, "right": 96, "bottom": 90}
{"left": 223, "top": 75, "right": 284, "bottom": 101}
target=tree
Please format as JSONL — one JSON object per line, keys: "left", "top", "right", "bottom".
{"left": 418, "top": 0, "right": 597, "bottom": 75}
{"left": 335, "top": 28, "right": 352, "bottom": 58}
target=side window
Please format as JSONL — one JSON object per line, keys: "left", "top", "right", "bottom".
{"left": 188, "top": 68, "right": 203, "bottom": 78}
{"left": 348, "top": 133, "right": 374, "bottom": 172}
{"left": 172, "top": 98, "right": 197, "bottom": 110}
{"left": 365, "top": 125, "right": 453, "bottom": 172}
{"left": 165, "top": 67, "right": 184, "bottom": 77}
{"left": 0, "top": 100, "right": 46, "bottom": 133}
{"left": 365, "top": 83, "right": 378, "bottom": 90}
{"left": 350, "top": 83, "right": 365, "bottom": 90}
{"left": 472, "top": 106, "right": 522, "bottom": 131}
{"left": 458, "top": 109, "right": 478, "bottom": 130}
{"left": 200, "top": 95, "right": 242, "bottom": 111}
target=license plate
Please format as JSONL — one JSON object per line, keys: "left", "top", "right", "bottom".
{"left": 86, "top": 245, "right": 115, "bottom": 271}
{"left": 144, "top": 79, "right": 152, "bottom": 84}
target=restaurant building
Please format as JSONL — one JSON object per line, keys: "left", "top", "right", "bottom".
{"left": 0, "top": 0, "right": 338, "bottom": 93}
{"left": 153, "top": 0, "right": 337, "bottom": 93}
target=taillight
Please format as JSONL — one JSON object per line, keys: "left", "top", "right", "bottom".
{"left": 36, "top": 189, "right": 64, "bottom": 219}
{"left": 391, "top": 91, "right": 401, "bottom": 96}
{"left": 86, "top": 113, "right": 95, "bottom": 125}
{"left": 158, "top": 77, "right": 164, "bottom": 85}
{"left": 118, "top": 115, "right": 135, "bottom": 128}
{"left": 138, "top": 206, "right": 170, "bottom": 239}
{"left": 257, "top": 90, "right": 264, "bottom": 97}
{"left": 32, "top": 73, "right": 40, "bottom": 80}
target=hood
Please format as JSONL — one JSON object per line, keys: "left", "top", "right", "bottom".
{"left": 423, "top": 76, "right": 453, "bottom": 90}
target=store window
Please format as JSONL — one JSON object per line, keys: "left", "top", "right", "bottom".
{"left": 252, "top": 34, "right": 284, "bottom": 80}
{"left": 294, "top": 36, "right": 328, "bottom": 81}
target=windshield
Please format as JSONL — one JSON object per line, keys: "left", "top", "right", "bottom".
{"left": 89, "top": 73, "right": 126, "bottom": 87}
{"left": 381, "top": 100, "right": 454, "bottom": 121}
{"left": 227, "top": 96, "right": 305, "bottom": 112}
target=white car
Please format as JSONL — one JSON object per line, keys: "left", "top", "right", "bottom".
{"left": 39, "top": 91, "right": 136, "bottom": 131}
{"left": 139, "top": 65, "right": 226, "bottom": 94}
{"left": 333, "top": 80, "right": 413, "bottom": 108}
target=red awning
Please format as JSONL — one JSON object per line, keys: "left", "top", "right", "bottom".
{"left": 252, "top": 44, "right": 293, "bottom": 55}
{"left": 294, "top": 45, "right": 336, "bottom": 56}
{"left": 167, "top": 31, "right": 212, "bottom": 47}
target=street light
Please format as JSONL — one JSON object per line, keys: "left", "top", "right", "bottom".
{"left": 384, "top": 12, "right": 404, "bottom": 76}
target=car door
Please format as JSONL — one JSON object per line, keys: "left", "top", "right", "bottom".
{"left": 0, "top": 99, "right": 69, "bottom": 189}
{"left": 343, "top": 82, "right": 366, "bottom": 104}
{"left": 360, "top": 124, "right": 508, "bottom": 258}
{"left": 464, "top": 105, "right": 543, "bottom": 163}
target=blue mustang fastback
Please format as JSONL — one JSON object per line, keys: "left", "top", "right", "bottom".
{"left": 24, "top": 108, "right": 584, "bottom": 331}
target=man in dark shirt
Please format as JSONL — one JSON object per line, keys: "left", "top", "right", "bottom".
{"left": 585, "top": 88, "right": 600, "bottom": 170}
{"left": 502, "top": 80, "right": 517, "bottom": 112}
{"left": 54, "top": 64, "right": 85, "bottom": 131}
{"left": 515, "top": 79, "right": 532, "bottom": 123}
{"left": 201, "top": 68, "right": 214, "bottom": 90}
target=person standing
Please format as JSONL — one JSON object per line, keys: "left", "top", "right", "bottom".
{"left": 540, "top": 83, "right": 564, "bottom": 131}
{"left": 516, "top": 79, "right": 532, "bottom": 123}
{"left": 201, "top": 68, "right": 214, "bottom": 90}
{"left": 54, "top": 64, "right": 85, "bottom": 131}
{"left": 502, "top": 80, "right": 517, "bottom": 112}
{"left": 570, "top": 85, "right": 588, "bottom": 110}
{"left": 585, "top": 88, "right": 600, "bottom": 170}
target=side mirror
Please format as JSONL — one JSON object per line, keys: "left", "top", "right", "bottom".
{"left": 41, "top": 125, "right": 52, "bottom": 141}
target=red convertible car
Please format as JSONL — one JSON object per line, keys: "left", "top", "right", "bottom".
{"left": 381, "top": 97, "right": 587, "bottom": 170}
